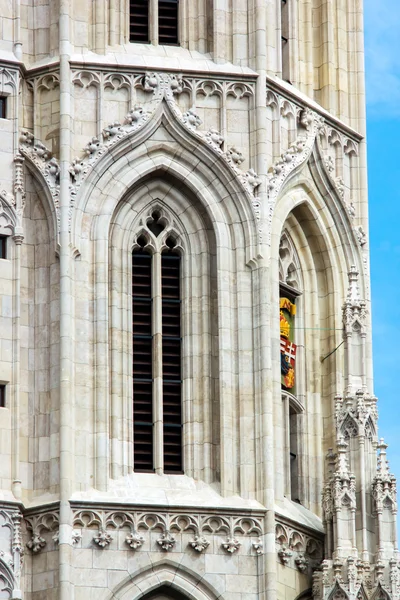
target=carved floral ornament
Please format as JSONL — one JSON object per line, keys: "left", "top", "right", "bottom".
{"left": 70, "top": 507, "right": 264, "bottom": 555}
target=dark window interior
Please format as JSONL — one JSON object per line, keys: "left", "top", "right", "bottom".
{"left": 130, "top": 0, "right": 150, "bottom": 43}
{"left": 0, "top": 236, "right": 7, "bottom": 259}
{"left": 132, "top": 244, "right": 154, "bottom": 471}
{"left": 129, "top": 0, "right": 179, "bottom": 45}
{"left": 162, "top": 240, "right": 182, "bottom": 473}
{"left": 0, "top": 385, "right": 6, "bottom": 408}
{"left": 158, "top": 0, "right": 179, "bottom": 45}
{"left": 0, "top": 97, "right": 6, "bottom": 119}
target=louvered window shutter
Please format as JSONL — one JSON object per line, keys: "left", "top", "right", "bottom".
{"left": 132, "top": 249, "right": 154, "bottom": 471}
{"left": 129, "top": 0, "right": 150, "bottom": 43}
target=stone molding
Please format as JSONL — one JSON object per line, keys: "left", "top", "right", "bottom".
{"left": 265, "top": 90, "right": 361, "bottom": 247}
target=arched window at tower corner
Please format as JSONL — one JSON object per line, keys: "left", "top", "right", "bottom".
{"left": 279, "top": 232, "right": 303, "bottom": 502}
{"left": 129, "top": 0, "right": 179, "bottom": 45}
{"left": 132, "top": 211, "right": 183, "bottom": 474}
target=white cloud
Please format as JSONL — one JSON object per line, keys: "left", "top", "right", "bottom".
{"left": 364, "top": 0, "right": 400, "bottom": 115}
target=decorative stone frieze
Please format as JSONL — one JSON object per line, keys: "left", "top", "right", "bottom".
{"left": 71, "top": 505, "right": 264, "bottom": 555}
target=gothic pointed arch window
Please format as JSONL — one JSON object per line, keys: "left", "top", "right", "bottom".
{"left": 132, "top": 210, "right": 183, "bottom": 473}
{"left": 279, "top": 230, "right": 303, "bottom": 502}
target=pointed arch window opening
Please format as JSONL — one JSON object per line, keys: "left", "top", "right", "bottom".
{"left": 132, "top": 212, "right": 183, "bottom": 474}
{"left": 129, "top": 0, "right": 179, "bottom": 45}
{"left": 280, "top": 229, "right": 304, "bottom": 503}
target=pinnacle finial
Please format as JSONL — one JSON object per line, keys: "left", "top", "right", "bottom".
{"left": 346, "top": 266, "right": 361, "bottom": 303}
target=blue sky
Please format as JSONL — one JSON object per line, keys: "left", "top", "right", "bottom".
{"left": 365, "top": 0, "right": 400, "bottom": 479}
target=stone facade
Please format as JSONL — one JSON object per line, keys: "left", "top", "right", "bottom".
{"left": 0, "top": 2, "right": 396, "bottom": 600}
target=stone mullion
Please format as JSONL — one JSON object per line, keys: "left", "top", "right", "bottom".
{"left": 94, "top": 0, "right": 108, "bottom": 54}
{"left": 121, "top": 0, "right": 128, "bottom": 44}
{"left": 109, "top": 0, "right": 117, "bottom": 46}
{"left": 150, "top": 0, "right": 159, "bottom": 46}
{"left": 152, "top": 250, "right": 163, "bottom": 473}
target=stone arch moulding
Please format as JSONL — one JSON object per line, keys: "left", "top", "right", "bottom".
{"left": 17, "top": 131, "right": 60, "bottom": 248}
{"left": 70, "top": 96, "right": 261, "bottom": 265}
{"left": 266, "top": 106, "right": 364, "bottom": 278}
{"left": 104, "top": 559, "right": 226, "bottom": 600}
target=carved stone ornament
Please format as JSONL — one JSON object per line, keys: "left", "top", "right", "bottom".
{"left": 18, "top": 131, "right": 60, "bottom": 230}
{"left": 52, "top": 531, "right": 59, "bottom": 544}
{"left": 295, "top": 553, "right": 309, "bottom": 573}
{"left": 71, "top": 530, "right": 82, "bottom": 545}
{"left": 93, "top": 529, "right": 113, "bottom": 548}
{"left": 26, "top": 533, "right": 46, "bottom": 553}
{"left": 125, "top": 531, "right": 145, "bottom": 550}
{"left": 278, "top": 548, "right": 293, "bottom": 565}
{"left": 227, "top": 146, "right": 245, "bottom": 167}
{"left": 189, "top": 536, "right": 210, "bottom": 553}
{"left": 222, "top": 537, "right": 241, "bottom": 554}
{"left": 241, "top": 168, "right": 262, "bottom": 194}
{"left": 182, "top": 108, "right": 202, "bottom": 130}
{"left": 252, "top": 539, "right": 264, "bottom": 555}
{"left": 157, "top": 531, "right": 176, "bottom": 551}
{"left": 205, "top": 127, "right": 224, "bottom": 150}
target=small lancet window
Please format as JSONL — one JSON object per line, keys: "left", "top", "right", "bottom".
{"left": 132, "top": 223, "right": 182, "bottom": 473}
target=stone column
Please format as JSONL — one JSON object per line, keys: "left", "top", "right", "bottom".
{"left": 58, "top": 2, "right": 74, "bottom": 599}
